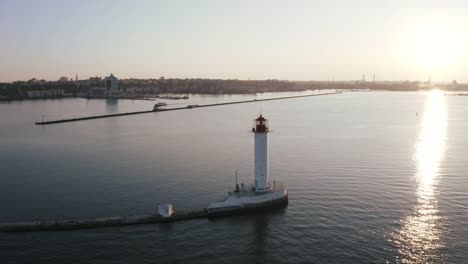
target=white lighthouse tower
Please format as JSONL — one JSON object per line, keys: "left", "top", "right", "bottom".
{"left": 253, "top": 115, "right": 270, "bottom": 192}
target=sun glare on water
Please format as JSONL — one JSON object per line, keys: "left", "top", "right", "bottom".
{"left": 392, "top": 90, "right": 447, "bottom": 263}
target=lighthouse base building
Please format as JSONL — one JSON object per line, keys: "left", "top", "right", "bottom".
{"left": 207, "top": 115, "right": 288, "bottom": 215}
{"left": 206, "top": 185, "right": 288, "bottom": 215}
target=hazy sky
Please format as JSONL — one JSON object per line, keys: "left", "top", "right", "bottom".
{"left": 1, "top": 0, "right": 467, "bottom": 82}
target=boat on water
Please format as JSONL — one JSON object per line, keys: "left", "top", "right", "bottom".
{"left": 157, "top": 95, "right": 189, "bottom": 100}
{"left": 153, "top": 102, "right": 168, "bottom": 110}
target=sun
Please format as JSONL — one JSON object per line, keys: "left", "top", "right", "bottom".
{"left": 406, "top": 15, "right": 465, "bottom": 72}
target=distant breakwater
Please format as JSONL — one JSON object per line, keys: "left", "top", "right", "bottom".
{"left": 35, "top": 92, "right": 341, "bottom": 125}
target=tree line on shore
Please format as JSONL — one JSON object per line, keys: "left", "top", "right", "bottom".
{"left": 0, "top": 77, "right": 464, "bottom": 100}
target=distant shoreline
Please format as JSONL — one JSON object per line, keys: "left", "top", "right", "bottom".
{"left": 2, "top": 77, "right": 465, "bottom": 102}
{"left": 0, "top": 87, "right": 466, "bottom": 102}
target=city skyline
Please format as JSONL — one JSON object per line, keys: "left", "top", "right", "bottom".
{"left": 1, "top": 0, "right": 468, "bottom": 82}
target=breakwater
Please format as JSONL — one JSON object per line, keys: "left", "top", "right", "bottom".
{"left": 35, "top": 92, "right": 340, "bottom": 125}
{"left": 0, "top": 209, "right": 207, "bottom": 232}
{"left": 0, "top": 198, "right": 288, "bottom": 232}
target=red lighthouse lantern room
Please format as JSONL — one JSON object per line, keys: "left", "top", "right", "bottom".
{"left": 253, "top": 115, "right": 269, "bottom": 133}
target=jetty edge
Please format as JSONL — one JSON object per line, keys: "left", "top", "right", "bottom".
{"left": 35, "top": 92, "right": 341, "bottom": 125}
{"left": 0, "top": 200, "right": 288, "bottom": 233}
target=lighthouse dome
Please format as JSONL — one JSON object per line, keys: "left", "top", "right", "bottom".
{"left": 253, "top": 115, "right": 269, "bottom": 133}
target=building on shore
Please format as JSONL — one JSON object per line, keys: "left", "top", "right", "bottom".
{"left": 89, "top": 76, "right": 102, "bottom": 82}
{"left": 27, "top": 90, "right": 65, "bottom": 98}
{"left": 58, "top": 76, "right": 69, "bottom": 82}
{"left": 104, "top": 74, "right": 119, "bottom": 94}
{"left": 89, "top": 87, "right": 106, "bottom": 96}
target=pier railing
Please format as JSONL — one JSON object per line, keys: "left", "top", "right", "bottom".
{"left": 229, "top": 181, "right": 286, "bottom": 196}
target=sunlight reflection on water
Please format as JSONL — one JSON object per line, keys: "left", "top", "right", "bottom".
{"left": 393, "top": 90, "right": 447, "bottom": 263}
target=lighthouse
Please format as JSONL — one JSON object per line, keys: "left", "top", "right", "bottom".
{"left": 253, "top": 115, "right": 270, "bottom": 192}
{"left": 206, "top": 114, "right": 288, "bottom": 215}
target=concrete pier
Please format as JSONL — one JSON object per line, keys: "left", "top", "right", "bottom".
{"left": 0, "top": 209, "right": 207, "bottom": 232}
{"left": 35, "top": 92, "right": 340, "bottom": 125}
{"left": 0, "top": 200, "right": 288, "bottom": 232}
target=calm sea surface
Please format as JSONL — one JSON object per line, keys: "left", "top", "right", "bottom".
{"left": 1, "top": 91, "right": 467, "bottom": 263}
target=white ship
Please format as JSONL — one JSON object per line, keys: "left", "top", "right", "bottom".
{"left": 153, "top": 102, "right": 167, "bottom": 110}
